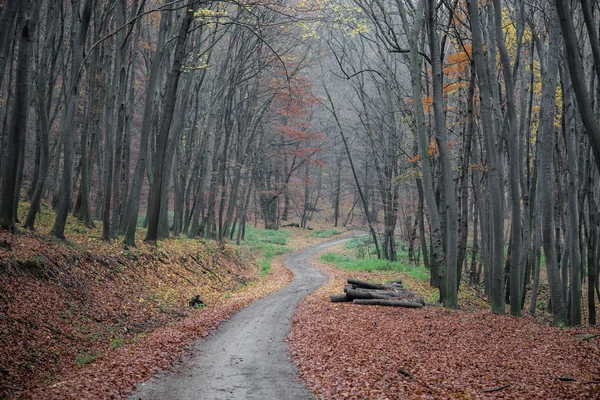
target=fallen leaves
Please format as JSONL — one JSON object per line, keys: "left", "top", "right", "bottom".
{"left": 290, "top": 259, "right": 600, "bottom": 399}
{"left": 0, "top": 229, "right": 294, "bottom": 399}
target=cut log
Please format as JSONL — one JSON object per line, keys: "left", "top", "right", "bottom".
{"left": 345, "top": 288, "right": 398, "bottom": 300}
{"left": 353, "top": 299, "right": 423, "bottom": 308}
{"left": 345, "top": 288, "right": 418, "bottom": 301}
{"left": 347, "top": 278, "right": 387, "bottom": 290}
{"left": 344, "top": 285, "right": 415, "bottom": 297}
{"left": 384, "top": 283, "right": 404, "bottom": 290}
{"left": 330, "top": 294, "right": 352, "bottom": 302}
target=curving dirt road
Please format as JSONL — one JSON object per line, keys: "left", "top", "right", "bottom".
{"left": 130, "top": 234, "right": 361, "bottom": 400}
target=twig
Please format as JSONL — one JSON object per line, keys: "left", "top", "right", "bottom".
{"left": 482, "top": 384, "right": 510, "bottom": 393}
{"left": 0, "top": 383, "right": 24, "bottom": 391}
{"left": 556, "top": 376, "right": 576, "bottom": 382}
{"left": 579, "top": 334, "right": 600, "bottom": 341}
{"left": 397, "top": 368, "right": 414, "bottom": 379}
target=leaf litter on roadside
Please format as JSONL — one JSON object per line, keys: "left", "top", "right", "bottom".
{"left": 290, "top": 259, "right": 600, "bottom": 400}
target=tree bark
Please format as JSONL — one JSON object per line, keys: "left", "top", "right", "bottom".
{"left": 1, "top": 1, "right": 35, "bottom": 231}
{"left": 467, "top": 0, "right": 505, "bottom": 314}
{"left": 493, "top": 0, "right": 522, "bottom": 316}
{"left": 400, "top": 0, "right": 445, "bottom": 299}
{"left": 145, "top": 1, "right": 196, "bottom": 242}
{"left": 24, "top": 2, "right": 59, "bottom": 230}
{"left": 122, "top": 7, "right": 168, "bottom": 246}
{"left": 427, "top": 0, "right": 458, "bottom": 307}
{"left": 554, "top": 0, "right": 600, "bottom": 176}
{"left": 51, "top": 0, "right": 94, "bottom": 239}
{"left": 538, "top": 8, "right": 566, "bottom": 325}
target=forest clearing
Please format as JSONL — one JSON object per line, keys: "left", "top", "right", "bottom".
{"left": 2, "top": 0, "right": 600, "bottom": 398}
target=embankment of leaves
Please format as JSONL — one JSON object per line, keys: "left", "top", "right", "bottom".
{"left": 290, "top": 260, "right": 600, "bottom": 399}
{"left": 0, "top": 230, "right": 293, "bottom": 399}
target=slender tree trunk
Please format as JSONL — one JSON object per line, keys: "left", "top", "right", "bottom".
{"left": 74, "top": 0, "right": 101, "bottom": 228}
{"left": 122, "top": 8, "right": 168, "bottom": 246}
{"left": 426, "top": 0, "right": 458, "bottom": 307}
{"left": 24, "top": 2, "right": 59, "bottom": 230}
{"left": 493, "top": 0, "right": 522, "bottom": 316}
{"left": 457, "top": 68, "right": 475, "bottom": 288}
{"left": 0, "top": 0, "right": 19, "bottom": 91}
{"left": 0, "top": 1, "right": 35, "bottom": 231}
{"left": 562, "top": 68, "right": 582, "bottom": 325}
{"left": 399, "top": 0, "right": 444, "bottom": 298}
{"left": 51, "top": 0, "right": 94, "bottom": 239}
{"left": 538, "top": 8, "right": 566, "bottom": 325}
{"left": 468, "top": 0, "right": 505, "bottom": 313}
{"left": 555, "top": 0, "right": 600, "bottom": 176}
{"left": 145, "top": 1, "right": 196, "bottom": 242}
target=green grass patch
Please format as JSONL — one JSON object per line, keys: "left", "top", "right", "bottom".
{"left": 111, "top": 337, "right": 123, "bottom": 349}
{"left": 240, "top": 225, "right": 291, "bottom": 276}
{"left": 258, "top": 257, "right": 272, "bottom": 276}
{"left": 76, "top": 351, "right": 101, "bottom": 366}
{"left": 242, "top": 225, "right": 291, "bottom": 256}
{"left": 311, "top": 229, "right": 341, "bottom": 238}
{"left": 320, "top": 252, "right": 429, "bottom": 283}
{"left": 244, "top": 225, "right": 290, "bottom": 246}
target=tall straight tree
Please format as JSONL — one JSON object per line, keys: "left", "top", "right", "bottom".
{"left": 51, "top": 0, "right": 95, "bottom": 239}
{"left": 554, "top": 0, "right": 600, "bottom": 175}
{"left": 538, "top": 7, "right": 566, "bottom": 326}
{"left": 397, "top": 0, "right": 446, "bottom": 299}
{"left": 426, "top": 0, "right": 458, "bottom": 307}
{"left": 493, "top": 0, "right": 523, "bottom": 316}
{"left": 0, "top": 1, "right": 37, "bottom": 231}
{"left": 145, "top": 0, "right": 197, "bottom": 242}
{"left": 24, "top": 1, "right": 61, "bottom": 230}
{"left": 122, "top": 6, "right": 170, "bottom": 246}
{"left": 467, "top": 0, "right": 505, "bottom": 313}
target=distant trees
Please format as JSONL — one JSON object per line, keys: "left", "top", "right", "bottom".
{"left": 0, "top": 0, "right": 324, "bottom": 244}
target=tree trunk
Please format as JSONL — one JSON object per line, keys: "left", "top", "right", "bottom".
{"left": 562, "top": 67, "right": 582, "bottom": 326}
{"left": 145, "top": 1, "right": 196, "bottom": 242}
{"left": 51, "top": 0, "right": 94, "bottom": 239}
{"left": 122, "top": 8, "right": 168, "bottom": 246}
{"left": 457, "top": 67, "right": 475, "bottom": 288}
{"left": 555, "top": 0, "right": 600, "bottom": 176}
{"left": 4, "top": 2, "right": 36, "bottom": 230}
{"left": 399, "top": 0, "right": 444, "bottom": 298}
{"left": 426, "top": 0, "right": 458, "bottom": 307}
{"left": 538, "top": 8, "right": 566, "bottom": 325}
{"left": 24, "top": 2, "right": 58, "bottom": 230}
{"left": 493, "top": 0, "right": 522, "bottom": 316}
{"left": 467, "top": 0, "right": 505, "bottom": 314}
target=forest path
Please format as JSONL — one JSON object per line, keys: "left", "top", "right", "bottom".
{"left": 130, "top": 233, "right": 362, "bottom": 400}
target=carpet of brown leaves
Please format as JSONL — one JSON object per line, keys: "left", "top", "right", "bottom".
{"left": 0, "top": 231, "right": 295, "bottom": 399}
{"left": 290, "top": 259, "right": 600, "bottom": 400}
{"left": 0, "top": 215, "right": 350, "bottom": 399}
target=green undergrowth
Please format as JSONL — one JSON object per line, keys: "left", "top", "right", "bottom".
{"left": 319, "top": 236, "right": 430, "bottom": 283}
{"left": 241, "top": 225, "right": 291, "bottom": 275}
{"left": 320, "top": 252, "right": 429, "bottom": 283}
{"left": 311, "top": 229, "right": 341, "bottom": 238}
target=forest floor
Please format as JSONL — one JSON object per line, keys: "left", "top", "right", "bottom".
{"left": 290, "top": 243, "right": 600, "bottom": 399}
{"left": 0, "top": 201, "right": 348, "bottom": 399}
{"left": 3, "top": 201, "right": 600, "bottom": 400}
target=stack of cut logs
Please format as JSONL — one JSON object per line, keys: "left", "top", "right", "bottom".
{"left": 330, "top": 278, "right": 425, "bottom": 308}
